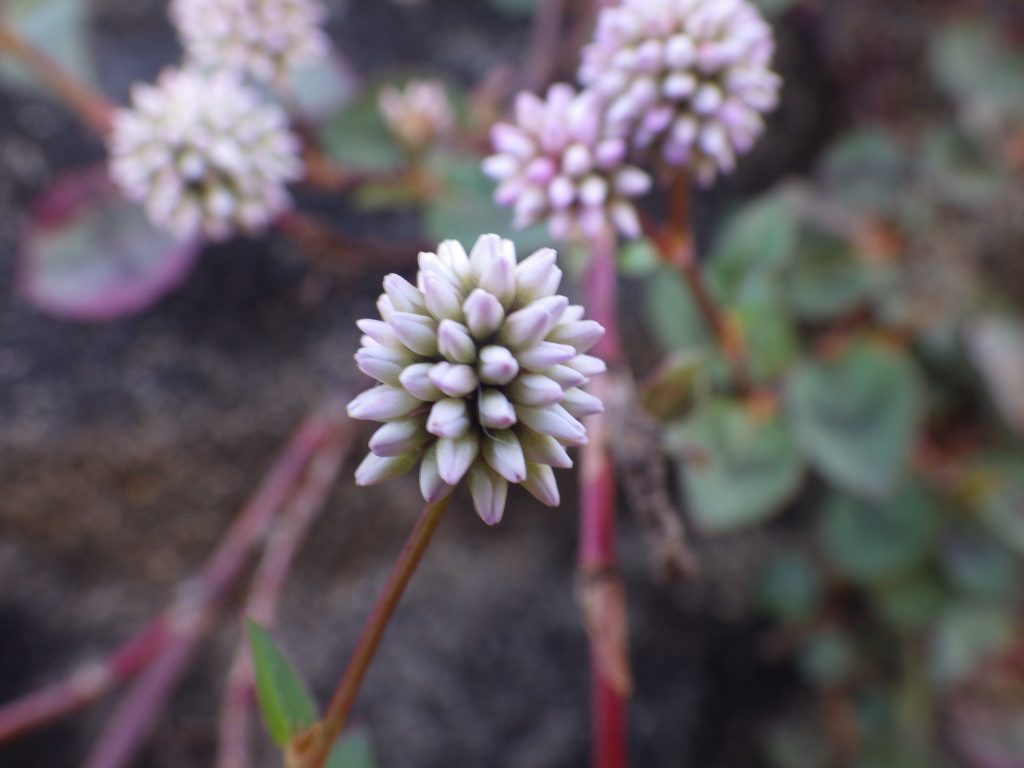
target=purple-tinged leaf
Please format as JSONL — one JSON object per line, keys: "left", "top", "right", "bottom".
{"left": 18, "top": 167, "right": 202, "bottom": 322}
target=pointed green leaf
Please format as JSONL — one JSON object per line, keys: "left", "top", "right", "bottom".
{"left": 786, "top": 341, "right": 922, "bottom": 498}
{"left": 666, "top": 399, "right": 804, "bottom": 533}
{"left": 786, "top": 227, "right": 885, "bottom": 321}
{"left": 708, "top": 193, "right": 798, "bottom": 300}
{"left": 247, "top": 621, "right": 318, "bottom": 747}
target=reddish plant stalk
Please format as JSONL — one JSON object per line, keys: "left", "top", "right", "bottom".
{"left": 0, "top": 22, "right": 114, "bottom": 135}
{"left": 215, "top": 427, "right": 354, "bottom": 768}
{"left": 78, "top": 408, "right": 350, "bottom": 768}
{"left": 578, "top": 228, "right": 631, "bottom": 768}
{"left": 298, "top": 495, "right": 452, "bottom": 768}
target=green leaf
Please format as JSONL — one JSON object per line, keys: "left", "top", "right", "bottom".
{"left": 930, "top": 604, "right": 1016, "bottom": 686}
{"left": 870, "top": 571, "right": 948, "bottom": 630}
{"left": 977, "top": 457, "right": 1024, "bottom": 558}
{"left": 639, "top": 350, "right": 706, "bottom": 422}
{"left": 929, "top": 22, "right": 1024, "bottom": 119}
{"left": 786, "top": 227, "right": 883, "bottom": 321}
{"left": 616, "top": 238, "right": 660, "bottom": 277}
{"left": 819, "top": 127, "right": 910, "bottom": 214}
{"left": 758, "top": 552, "right": 823, "bottom": 624}
{"left": 786, "top": 341, "right": 922, "bottom": 498}
{"left": 326, "top": 730, "right": 378, "bottom": 768}
{"left": 798, "top": 626, "right": 857, "bottom": 687}
{"left": 0, "top": 0, "right": 96, "bottom": 93}
{"left": 754, "top": 0, "right": 802, "bottom": 16}
{"left": 318, "top": 89, "right": 405, "bottom": 174}
{"left": 940, "top": 527, "right": 1019, "bottom": 601}
{"left": 666, "top": 399, "right": 804, "bottom": 533}
{"left": 733, "top": 276, "right": 799, "bottom": 383}
{"left": 488, "top": 0, "right": 537, "bottom": 16}
{"left": 819, "top": 484, "right": 940, "bottom": 585}
{"left": 247, "top": 621, "right": 318, "bottom": 747}
{"left": 645, "top": 265, "right": 709, "bottom": 352}
{"left": 423, "top": 152, "right": 548, "bottom": 253}
{"left": 708, "top": 193, "right": 798, "bottom": 300}
{"left": 286, "top": 53, "right": 359, "bottom": 125}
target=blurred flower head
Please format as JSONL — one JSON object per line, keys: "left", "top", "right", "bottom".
{"left": 347, "top": 234, "right": 607, "bottom": 525}
{"left": 379, "top": 79, "right": 455, "bottom": 151}
{"left": 170, "top": 0, "right": 329, "bottom": 83}
{"left": 483, "top": 84, "right": 652, "bottom": 241}
{"left": 579, "top": 0, "right": 781, "bottom": 184}
{"left": 109, "top": 67, "right": 303, "bottom": 241}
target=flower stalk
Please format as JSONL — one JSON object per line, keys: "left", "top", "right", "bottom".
{"left": 298, "top": 496, "right": 452, "bottom": 768}
{"left": 578, "top": 228, "right": 631, "bottom": 768}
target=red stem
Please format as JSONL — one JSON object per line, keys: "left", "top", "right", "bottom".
{"left": 215, "top": 426, "right": 353, "bottom": 768}
{"left": 578, "top": 228, "right": 631, "bottom": 768}
{"left": 78, "top": 407, "right": 349, "bottom": 768}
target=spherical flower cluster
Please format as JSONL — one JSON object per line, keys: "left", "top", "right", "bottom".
{"left": 379, "top": 79, "right": 455, "bottom": 151}
{"left": 483, "top": 84, "right": 652, "bottom": 241}
{"left": 109, "top": 68, "right": 303, "bottom": 241}
{"left": 170, "top": 0, "right": 328, "bottom": 83}
{"left": 579, "top": 0, "right": 781, "bottom": 184}
{"left": 347, "top": 235, "right": 607, "bottom": 525}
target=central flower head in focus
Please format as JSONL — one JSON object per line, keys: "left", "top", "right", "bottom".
{"left": 347, "top": 235, "right": 607, "bottom": 525}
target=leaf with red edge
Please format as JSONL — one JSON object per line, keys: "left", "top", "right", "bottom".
{"left": 18, "top": 167, "right": 202, "bottom": 322}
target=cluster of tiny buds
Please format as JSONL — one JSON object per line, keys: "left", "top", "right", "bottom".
{"left": 579, "top": 0, "right": 781, "bottom": 184}
{"left": 347, "top": 234, "right": 606, "bottom": 525}
{"left": 484, "top": 84, "right": 652, "bottom": 241}
{"left": 108, "top": 68, "right": 303, "bottom": 241}
{"left": 379, "top": 79, "right": 455, "bottom": 151}
{"left": 485, "top": 0, "right": 781, "bottom": 236}
{"left": 170, "top": 0, "right": 329, "bottom": 84}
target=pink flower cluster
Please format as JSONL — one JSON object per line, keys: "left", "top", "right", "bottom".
{"left": 347, "top": 235, "right": 606, "bottom": 524}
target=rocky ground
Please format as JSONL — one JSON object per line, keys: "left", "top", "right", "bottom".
{"left": 0, "top": 0, "right": 854, "bottom": 765}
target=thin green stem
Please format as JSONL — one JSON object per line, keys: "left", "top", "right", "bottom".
{"left": 303, "top": 495, "right": 452, "bottom": 768}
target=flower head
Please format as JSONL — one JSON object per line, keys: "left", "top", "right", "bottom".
{"left": 579, "top": 0, "right": 781, "bottom": 184}
{"left": 109, "top": 68, "right": 303, "bottom": 241}
{"left": 483, "top": 84, "right": 652, "bottom": 241}
{"left": 347, "top": 235, "right": 607, "bottom": 525}
{"left": 170, "top": 0, "right": 328, "bottom": 83}
{"left": 379, "top": 79, "right": 455, "bottom": 151}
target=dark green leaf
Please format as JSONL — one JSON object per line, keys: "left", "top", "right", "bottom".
{"left": 617, "top": 238, "right": 660, "bottom": 277}
{"left": 666, "top": 399, "right": 804, "bottom": 533}
{"left": 930, "top": 605, "right": 1015, "bottom": 686}
{"left": 786, "top": 227, "right": 883, "bottom": 321}
{"left": 423, "top": 153, "right": 549, "bottom": 253}
{"left": 645, "top": 265, "right": 709, "bottom": 352}
{"left": 819, "top": 484, "right": 940, "bottom": 585}
{"left": 786, "top": 341, "right": 922, "bottom": 498}
{"left": 798, "top": 626, "right": 857, "bottom": 687}
{"left": 758, "top": 552, "right": 823, "bottom": 624}
{"left": 870, "top": 571, "right": 948, "bottom": 630}
{"left": 819, "top": 127, "right": 909, "bottom": 214}
{"left": 318, "top": 89, "right": 405, "bottom": 174}
{"left": 326, "top": 730, "right": 378, "bottom": 768}
{"left": 0, "top": 0, "right": 96, "bottom": 93}
{"left": 488, "top": 0, "right": 537, "bottom": 16}
{"left": 639, "top": 350, "right": 706, "bottom": 422}
{"left": 708, "top": 193, "right": 798, "bottom": 300}
{"left": 733, "top": 277, "right": 799, "bottom": 383}
{"left": 247, "top": 621, "right": 318, "bottom": 747}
